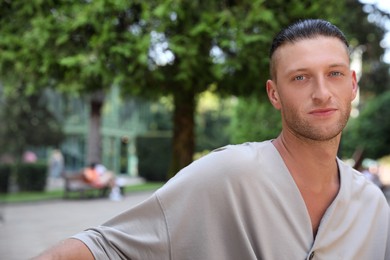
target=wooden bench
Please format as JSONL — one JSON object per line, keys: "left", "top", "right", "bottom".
{"left": 62, "top": 171, "right": 109, "bottom": 199}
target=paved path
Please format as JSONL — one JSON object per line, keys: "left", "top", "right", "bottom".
{"left": 0, "top": 191, "right": 155, "bottom": 260}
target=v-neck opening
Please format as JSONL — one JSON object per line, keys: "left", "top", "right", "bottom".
{"left": 265, "top": 141, "right": 343, "bottom": 241}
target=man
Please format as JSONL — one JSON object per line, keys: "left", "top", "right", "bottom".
{"left": 34, "top": 19, "right": 390, "bottom": 259}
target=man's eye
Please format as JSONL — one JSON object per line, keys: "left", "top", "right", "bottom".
{"left": 294, "top": 75, "right": 305, "bottom": 81}
{"left": 330, "top": 71, "right": 343, "bottom": 77}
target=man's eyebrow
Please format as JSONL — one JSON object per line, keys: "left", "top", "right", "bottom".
{"left": 284, "top": 67, "right": 309, "bottom": 76}
{"left": 286, "top": 63, "right": 349, "bottom": 73}
{"left": 328, "top": 63, "right": 350, "bottom": 68}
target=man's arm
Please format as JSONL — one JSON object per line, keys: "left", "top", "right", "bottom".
{"left": 32, "top": 238, "right": 94, "bottom": 260}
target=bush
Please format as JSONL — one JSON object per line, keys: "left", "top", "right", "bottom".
{"left": 342, "top": 91, "right": 390, "bottom": 159}
{"left": 229, "top": 96, "right": 282, "bottom": 144}
{"left": 136, "top": 134, "right": 172, "bottom": 182}
{"left": 0, "top": 164, "right": 13, "bottom": 193}
{"left": 16, "top": 162, "right": 48, "bottom": 191}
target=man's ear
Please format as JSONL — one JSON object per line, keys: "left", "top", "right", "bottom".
{"left": 351, "top": 70, "right": 358, "bottom": 101}
{"left": 266, "top": 80, "right": 281, "bottom": 110}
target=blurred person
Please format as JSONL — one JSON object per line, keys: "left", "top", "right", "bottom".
{"left": 33, "top": 19, "right": 390, "bottom": 260}
{"left": 83, "top": 162, "right": 115, "bottom": 190}
{"left": 362, "top": 159, "right": 384, "bottom": 190}
{"left": 48, "top": 149, "right": 64, "bottom": 178}
{"left": 84, "top": 162, "right": 122, "bottom": 201}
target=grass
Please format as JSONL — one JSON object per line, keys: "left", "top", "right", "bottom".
{"left": 0, "top": 182, "right": 165, "bottom": 203}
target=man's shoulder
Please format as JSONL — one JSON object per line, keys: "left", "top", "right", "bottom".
{"left": 210, "top": 140, "right": 273, "bottom": 158}
{"left": 158, "top": 140, "right": 278, "bottom": 201}
{"left": 338, "top": 159, "right": 388, "bottom": 204}
{"left": 174, "top": 140, "right": 276, "bottom": 182}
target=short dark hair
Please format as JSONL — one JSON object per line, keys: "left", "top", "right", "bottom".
{"left": 269, "top": 19, "right": 349, "bottom": 80}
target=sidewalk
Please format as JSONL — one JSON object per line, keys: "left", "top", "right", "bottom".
{"left": 0, "top": 189, "right": 155, "bottom": 260}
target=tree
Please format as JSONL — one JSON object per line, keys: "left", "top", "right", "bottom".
{"left": 342, "top": 91, "right": 390, "bottom": 159}
{"left": 341, "top": 0, "right": 390, "bottom": 98}
{"left": 0, "top": 86, "right": 64, "bottom": 161}
{"left": 336, "top": 0, "right": 390, "bottom": 161}
{"left": 196, "top": 91, "right": 232, "bottom": 152}
{"left": 229, "top": 96, "right": 282, "bottom": 144}
{"left": 0, "top": 1, "right": 145, "bottom": 165}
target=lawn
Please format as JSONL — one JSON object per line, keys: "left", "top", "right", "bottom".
{"left": 0, "top": 182, "right": 165, "bottom": 203}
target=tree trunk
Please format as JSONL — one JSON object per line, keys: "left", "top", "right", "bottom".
{"left": 168, "top": 89, "right": 195, "bottom": 178}
{"left": 86, "top": 92, "right": 105, "bottom": 165}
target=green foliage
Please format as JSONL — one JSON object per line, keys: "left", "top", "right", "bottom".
{"left": 340, "top": 0, "right": 390, "bottom": 96}
{"left": 196, "top": 91, "right": 232, "bottom": 151}
{"left": 229, "top": 96, "right": 282, "bottom": 143}
{"left": 16, "top": 162, "right": 48, "bottom": 192}
{"left": 342, "top": 91, "right": 390, "bottom": 159}
{"left": 0, "top": 164, "right": 13, "bottom": 193}
{"left": 147, "top": 98, "right": 173, "bottom": 131}
{"left": 0, "top": 86, "right": 64, "bottom": 159}
{"left": 136, "top": 135, "right": 172, "bottom": 181}
{"left": 0, "top": 1, "right": 146, "bottom": 94}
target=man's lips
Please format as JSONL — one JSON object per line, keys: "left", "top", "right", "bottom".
{"left": 309, "top": 108, "right": 337, "bottom": 116}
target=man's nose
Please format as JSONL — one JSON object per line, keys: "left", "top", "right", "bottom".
{"left": 311, "top": 77, "right": 331, "bottom": 102}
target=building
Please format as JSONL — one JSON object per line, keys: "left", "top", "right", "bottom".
{"left": 48, "top": 85, "right": 168, "bottom": 176}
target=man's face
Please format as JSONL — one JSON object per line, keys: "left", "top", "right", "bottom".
{"left": 266, "top": 36, "right": 358, "bottom": 142}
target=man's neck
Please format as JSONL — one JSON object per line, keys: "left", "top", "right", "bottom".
{"left": 272, "top": 131, "right": 340, "bottom": 190}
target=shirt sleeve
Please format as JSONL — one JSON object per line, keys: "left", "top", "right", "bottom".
{"left": 72, "top": 194, "right": 171, "bottom": 259}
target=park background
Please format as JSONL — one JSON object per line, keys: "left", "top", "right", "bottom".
{"left": 1, "top": 0, "right": 390, "bottom": 194}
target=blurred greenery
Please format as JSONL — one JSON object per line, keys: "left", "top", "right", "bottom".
{"left": 229, "top": 96, "right": 282, "bottom": 144}
{"left": 0, "top": 164, "right": 13, "bottom": 193}
{"left": 136, "top": 135, "right": 172, "bottom": 181}
{"left": 342, "top": 91, "right": 390, "bottom": 159}
{"left": 16, "top": 163, "right": 48, "bottom": 192}
{"left": 196, "top": 90, "right": 232, "bottom": 151}
{"left": 0, "top": 87, "right": 64, "bottom": 161}
{"left": 0, "top": 0, "right": 390, "bottom": 176}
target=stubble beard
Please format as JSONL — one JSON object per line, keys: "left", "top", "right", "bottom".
{"left": 282, "top": 103, "right": 351, "bottom": 142}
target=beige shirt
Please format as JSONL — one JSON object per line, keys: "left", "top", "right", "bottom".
{"left": 74, "top": 141, "right": 390, "bottom": 259}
